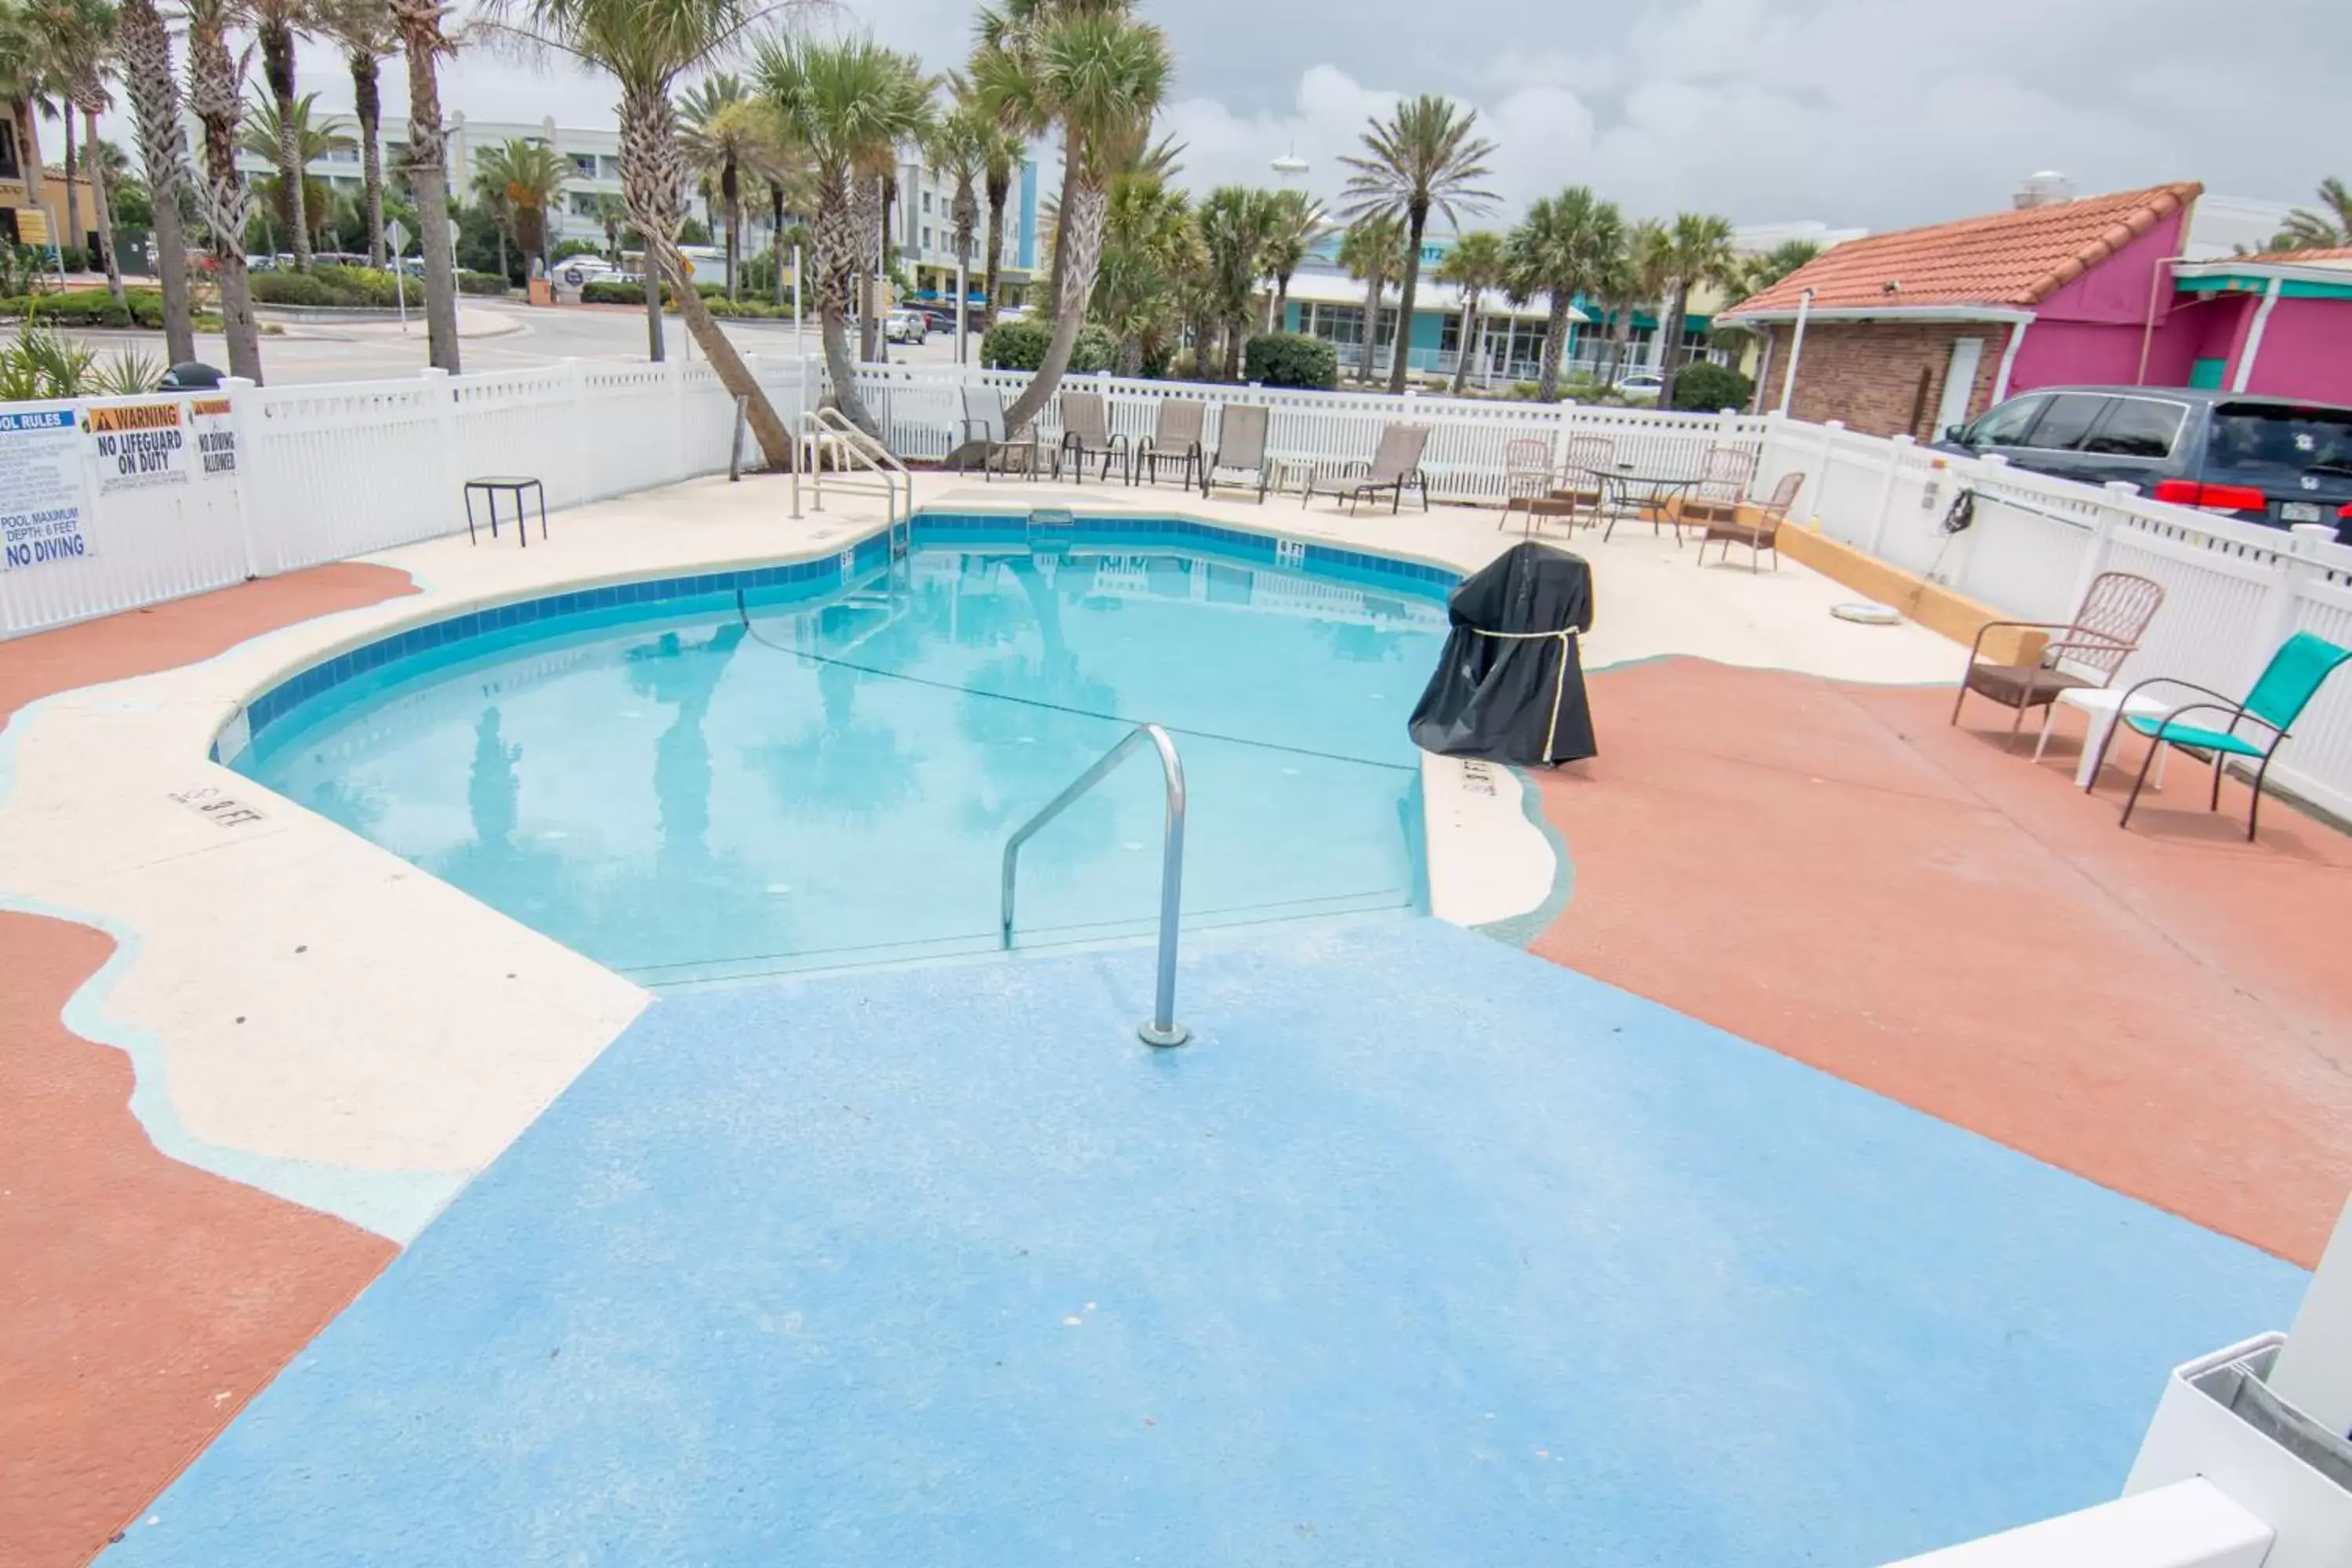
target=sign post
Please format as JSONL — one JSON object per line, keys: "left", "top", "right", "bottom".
{"left": 384, "top": 218, "right": 411, "bottom": 332}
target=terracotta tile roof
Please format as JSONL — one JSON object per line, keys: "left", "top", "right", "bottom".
{"left": 1725, "top": 182, "right": 2202, "bottom": 318}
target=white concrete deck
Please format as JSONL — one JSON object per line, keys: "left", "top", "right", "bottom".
{"left": 0, "top": 475, "right": 1964, "bottom": 1240}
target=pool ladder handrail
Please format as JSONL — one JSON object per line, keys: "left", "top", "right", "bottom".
{"left": 1000, "top": 722, "right": 1189, "bottom": 1048}
{"left": 792, "top": 406, "right": 912, "bottom": 559}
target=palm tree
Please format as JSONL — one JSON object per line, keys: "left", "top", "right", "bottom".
{"left": 971, "top": 1, "right": 1172, "bottom": 436}
{"left": 927, "top": 83, "right": 993, "bottom": 338}
{"left": 183, "top": 0, "right": 261, "bottom": 378}
{"left": 753, "top": 33, "right": 933, "bottom": 439}
{"left": 1435, "top": 228, "right": 1503, "bottom": 394}
{"left": 1653, "top": 211, "right": 1740, "bottom": 408}
{"left": 1504, "top": 191, "right": 1623, "bottom": 401}
{"left": 1740, "top": 238, "right": 1821, "bottom": 297}
{"left": 485, "top": 136, "right": 565, "bottom": 274}
{"left": 1260, "top": 187, "right": 1330, "bottom": 332}
{"left": 27, "top": 0, "right": 123, "bottom": 301}
{"left": 469, "top": 147, "right": 517, "bottom": 281}
{"left": 241, "top": 94, "right": 353, "bottom": 250}
{"left": 592, "top": 190, "right": 628, "bottom": 261}
{"left": 972, "top": 99, "right": 1022, "bottom": 329}
{"left": 1336, "top": 213, "right": 1404, "bottom": 387}
{"left": 111, "top": 0, "right": 196, "bottom": 359}
{"left": 0, "top": 8, "right": 52, "bottom": 217}
{"left": 245, "top": 0, "right": 319, "bottom": 269}
{"left": 1090, "top": 169, "right": 1189, "bottom": 375}
{"left": 731, "top": 103, "right": 802, "bottom": 308}
{"left": 485, "top": 0, "right": 793, "bottom": 470}
{"left": 1598, "top": 217, "right": 1667, "bottom": 384}
{"left": 1195, "top": 184, "right": 1276, "bottom": 379}
{"left": 390, "top": 0, "right": 459, "bottom": 369}
{"left": 679, "top": 72, "right": 756, "bottom": 299}
{"left": 1338, "top": 93, "right": 1497, "bottom": 394}
{"left": 317, "top": 0, "right": 396, "bottom": 265}
{"left": 2275, "top": 177, "right": 2352, "bottom": 250}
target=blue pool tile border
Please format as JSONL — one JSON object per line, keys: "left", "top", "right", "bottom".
{"left": 218, "top": 516, "right": 1457, "bottom": 763}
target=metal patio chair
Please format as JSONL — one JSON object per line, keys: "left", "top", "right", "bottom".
{"left": 1950, "top": 571, "right": 2166, "bottom": 748}
{"left": 1203, "top": 404, "right": 1272, "bottom": 502}
{"left": 1695, "top": 470, "right": 1806, "bottom": 570}
{"left": 1054, "top": 390, "right": 1131, "bottom": 485}
{"left": 958, "top": 384, "right": 1039, "bottom": 480}
{"left": 2097, "top": 630, "right": 2352, "bottom": 840}
{"left": 1670, "top": 443, "right": 1759, "bottom": 535}
{"left": 1498, "top": 437, "right": 1554, "bottom": 530}
{"left": 1137, "top": 398, "right": 1207, "bottom": 490}
{"left": 1302, "top": 423, "right": 1432, "bottom": 515}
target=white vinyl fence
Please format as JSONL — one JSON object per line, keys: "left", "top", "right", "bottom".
{"left": 0, "top": 354, "right": 818, "bottom": 637}
{"left": 1751, "top": 415, "right": 2352, "bottom": 822}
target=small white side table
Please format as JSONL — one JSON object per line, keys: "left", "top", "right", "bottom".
{"left": 2038, "top": 686, "right": 2174, "bottom": 790}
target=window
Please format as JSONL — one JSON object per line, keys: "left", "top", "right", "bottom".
{"left": 922, "top": 191, "right": 932, "bottom": 212}
{"left": 2206, "top": 405, "right": 2352, "bottom": 478}
{"left": 0, "top": 118, "right": 19, "bottom": 180}
{"left": 570, "top": 191, "right": 600, "bottom": 216}
{"left": 2020, "top": 394, "right": 2110, "bottom": 451}
{"left": 1962, "top": 394, "right": 2046, "bottom": 447}
{"left": 1307, "top": 303, "right": 1363, "bottom": 347}
{"left": 921, "top": 227, "right": 932, "bottom": 249}
{"left": 571, "top": 154, "right": 597, "bottom": 179}
{"left": 600, "top": 155, "right": 621, "bottom": 180}
{"left": 2082, "top": 397, "right": 2187, "bottom": 459}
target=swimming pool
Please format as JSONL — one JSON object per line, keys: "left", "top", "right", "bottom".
{"left": 227, "top": 517, "right": 1456, "bottom": 985}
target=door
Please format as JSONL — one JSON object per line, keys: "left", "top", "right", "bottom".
{"left": 1933, "top": 337, "right": 1986, "bottom": 438}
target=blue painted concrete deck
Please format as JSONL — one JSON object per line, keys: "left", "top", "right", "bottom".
{"left": 103, "top": 920, "right": 2302, "bottom": 1566}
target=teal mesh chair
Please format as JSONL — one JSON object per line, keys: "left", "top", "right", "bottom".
{"left": 2096, "top": 631, "right": 2352, "bottom": 840}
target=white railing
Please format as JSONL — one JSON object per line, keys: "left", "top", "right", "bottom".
{"left": 2, "top": 354, "right": 819, "bottom": 637}
{"left": 1749, "top": 412, "right": 2352, "bottom": 822}
{"left": 842, "top": 361, "right": 1766, "bottom": 505}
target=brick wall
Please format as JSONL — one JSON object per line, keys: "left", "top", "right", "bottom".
{"left": 1760, "top": 321, "right": 2016, "bottom": 438}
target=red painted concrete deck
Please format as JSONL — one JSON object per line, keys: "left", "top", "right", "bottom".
{"left": 1534, "top": 659, "right": 2352, "bottom": 1267}
{"left": 1, "top": 568, "right": 415, "bottom": 1568}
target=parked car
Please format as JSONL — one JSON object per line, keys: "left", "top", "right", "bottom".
{"left": 1614, "top": 371, "right": 1663, "bottom": 402}
{"left": 1936, "top": 386, "right": 2352, "bottom": 541}
{"left": 885, "top": 308, "right": 928, "bottom": 344}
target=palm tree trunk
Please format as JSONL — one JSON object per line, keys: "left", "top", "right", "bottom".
{"left": 1000, "top": 173, "right": 1103, "bottom": 437}
{"left": 1358, "top": 274, "right": 1382, "bottom": 386}
{"left": 982, "top": 173, "right": 1007, "bottom": 331}
{"left": 13, "top": 103, "right": 42, "bottom": 205}
{"left": 84, "top": 108, "right": 124, "bottom": 302}
{"left": 1222, "top": 313, "right": 1244, "bottom": 380}
{"left": 722, "top": 162, "right": 739, "bottom": 303}
{"left": 495, "top": 224, "right": 508, "bottom": 286}
{"left": 351, "top": 48, "right": 384, "bottom": 267}
{"left": 187, "top": 0, "right": 261, "bottom": 380}
{"left": 117, "top": 0, "right": 195, "bottom": 362}
{"left": 812, "top": 176, "right": 877, "bottom": 437}
{"left": 1387, "top": 209, "right": 1428, "bottom": 394}
{"left": 1537, "top": 299, "right": 1570, "bottom": 402}
{"left": 261, "top": 25, "right": 311, "bottom": 270}
{"left": 1044, "top": 125, "right": 1077, "bottom": 323}
{"left": 659, "top": 242, "right": 790, "bottom": 467}
{"left": 1450, "top": 300, "right": 1478, "bottom": 395}
{"left": 63, "top": 114, "right": 82, "bottom": 262}
{"left": 1659, "top": 283, "right": 1690, "bottom": 409}
{"left": 769, "top": 182, "right": 786, "bottom": 308}
{"left": 392, "top": 0, "right": 459, "bottom": 372}
{"left": 643, "top": 266, "right": 665, "bottom": 359}
{"left": 1274, "top": 273, "right": 1291, "bottom": 332}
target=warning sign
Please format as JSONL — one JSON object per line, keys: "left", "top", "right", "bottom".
{"left": 190, "top": 396, "right": 238, "bottom": 481}
{"left": 85, "top": 401, "right": 190, "bottom": 493}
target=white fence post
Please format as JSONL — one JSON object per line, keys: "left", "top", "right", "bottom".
{"left": 1867, "top": 434, "right": 1915, "bottom": 557}
{"left": 420, "top": 366, "right": 458, "bottom": 535}
{"left": 670, "top": 358, "right": 689, "bottom": 479}
{"left": 221, "top": 376, "right": 263, "bottom": 579}
{"left": 563, "top": 357, "right": 592, "bottom": 503}
{"left": 2061, "top": 481, "right": 2136, "bottom": 613}
{"left": 2251, "top": 524, "right": 2339, "bottom": 687}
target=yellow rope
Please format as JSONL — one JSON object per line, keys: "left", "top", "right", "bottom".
{"left": 1468, "top": 626, "right": 1581, "bottom": 759}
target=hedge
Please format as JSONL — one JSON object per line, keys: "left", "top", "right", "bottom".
{"left": 0, "top": 288, "right": 221, "bottom": 332}
{"left": 1242, "top": 332, "right": 1338, "bottom": 390}
{"left": 458, "top": 270, "right": 510, "bottom": 296}
{"left": 981, "top": 317, "right": 1116, "bottom": 374}
{"left": 580, "top": 278, "right": 649, "bottom": 305}
{"left": 249, "top": 264, "right": 423, "bottom": 308}
{"left": 1671, "top": 360, "right": 1755, "bottom": 413}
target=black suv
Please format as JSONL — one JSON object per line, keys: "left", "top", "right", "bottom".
{"left": 1937, "top": 387, "right": 2352, "bottom": 541}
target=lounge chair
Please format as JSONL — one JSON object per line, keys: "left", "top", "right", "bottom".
{"left": 1696, "top": 470, "right": 1805, "bottom": 570}
{"left": 958, "top": 384, "right": 1039, "bottom": 480}
{"left": 2098, "top": 630, "right": 2352, "bottom": 840}
{"left": 1949, "top": 570, "right": 2165, "bottom": 748}
{"left": 1203, "top": 404, "right": 1271, "bottom": 502}
{"left": 1497, "top": 437, "right": 1554, "bottom": 531}
{"left": 1054, "top": 390, "right": 1131, "bottom": 484}
{"left": 1137, "top": 398, "right": 1207, "bottom": 490}
{"left": 1302, "top": 423, "right": 1432, "bottom": 515}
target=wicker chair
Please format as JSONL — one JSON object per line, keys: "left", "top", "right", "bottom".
{"left": 1497, "top": 437, "right": 1555, "bottom": 530}
{"left": 1671, "top": 444, "right": 1759, "bottom": 534}
{"left": 1949, "top": 572, "right": 2167, "bottom": 748}
{"left": 1695, "top": 470, "right": 1804, "bottom": 570}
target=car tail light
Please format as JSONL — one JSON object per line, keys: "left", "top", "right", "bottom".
{"left": 2153, "top": 479, "right": 2269, "bottom": 512}
{"left": 2340, "top": 503, "right": 2352, "bottom": 521}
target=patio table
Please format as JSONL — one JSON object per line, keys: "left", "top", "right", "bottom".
{"left": 1592, "top": 465, "right": 1704, "bottom": 544}
{"left": 2037, "top": 685, "right": 2176, "bottom": 791}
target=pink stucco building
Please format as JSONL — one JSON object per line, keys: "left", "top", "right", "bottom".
{"left": 1719, "top": 184, "right": 2352, "bottom": 439}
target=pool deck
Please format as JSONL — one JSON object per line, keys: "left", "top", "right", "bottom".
{"left": 5, "top": 472, "right": 2347, "bottom": 1564}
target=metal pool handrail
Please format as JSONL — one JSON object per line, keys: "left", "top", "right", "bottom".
{"left": 1000, "top": 722, "right": 1189, "bottom": 1048}
{"left": 792, "top": 406, "right": 913, "bottom": 560}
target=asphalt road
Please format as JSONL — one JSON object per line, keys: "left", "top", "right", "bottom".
{"left": 58, "top": 297, "right": 976, "bottom": 386}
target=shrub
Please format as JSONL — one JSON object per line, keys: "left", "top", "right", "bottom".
{"left": 1558, "top": 375, "right": 1615, "bottom": 404}
{"left": 458, "top": 270, "right": 509, "bottom": 296}
{"left": 249, "top": 264, "right": 423, "bottom": 308}
{"left": 1070, "top": 323, "right": 1117, "bottom": 375}
{"left": 551, "top": 238, "right": 604, "bottom": 263}
{"left": 981, "top": 315, "right": 1051, "bottom": 370}
{"left": 580, "top": 278, "right": 648, "bottom": 306}
{"left": 1242, "top": 332, "right": 1338, "bottom": 390}
{"left": 0, "top": 289, "right": 132, "bottom": 328}
{"left": 58, "top": 245, "right": 89, "bottom": 273}
{"left": 248, "top": 270, "right": 338, "bottom": 307}
{"left": 1672, "top": 360, "right": 1755, "bottom": 413}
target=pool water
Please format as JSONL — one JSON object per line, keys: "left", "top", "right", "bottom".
{"left": 237, "top": 535, "right": 1452, "bottom": 985}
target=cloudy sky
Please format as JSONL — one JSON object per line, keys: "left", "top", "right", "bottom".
{"left": 122, "top": 0, "right": 2347, "bottom": 233}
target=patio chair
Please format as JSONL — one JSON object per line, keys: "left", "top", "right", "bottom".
{"left": 1137, "top": 398, "right": 1207, "bottom": 490}
{"left": 1497, "top": 437, "right": 1554, "bottom": 531}
{"left": 1555, "top": 434, "right": 1615, "bottom": 511}
{"left": 1948, "top": 571, "right": 2166, "bottom": 748}
{"left": 958, "top": 384, "right": 1039, "bottom": 481}
{"left": 1671, "top": 444, "right": 1759, "bottom": 534}
{"left": 2099, "top": 630, "right": 2352, "bottom": 840}
{"left": 1302, "top": 423, "right": 1432, "bottom": 515}
{"left": 1696, "top": 470, "right": 1805, "bottom": 570}
{"left": 1203, "top": 404, "right": 1271, "bottom": 502}
{"left": 1054, "top": 390, "right": 1131, "bottom": 485}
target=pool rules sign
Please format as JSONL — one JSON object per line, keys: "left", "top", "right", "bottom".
{"left": 0, "top": 408, "right": 89, "bottom": 571}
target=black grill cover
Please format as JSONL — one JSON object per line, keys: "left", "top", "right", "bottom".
{"left": 1407, "top": 541, "right": 1595, "bottom": 765}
